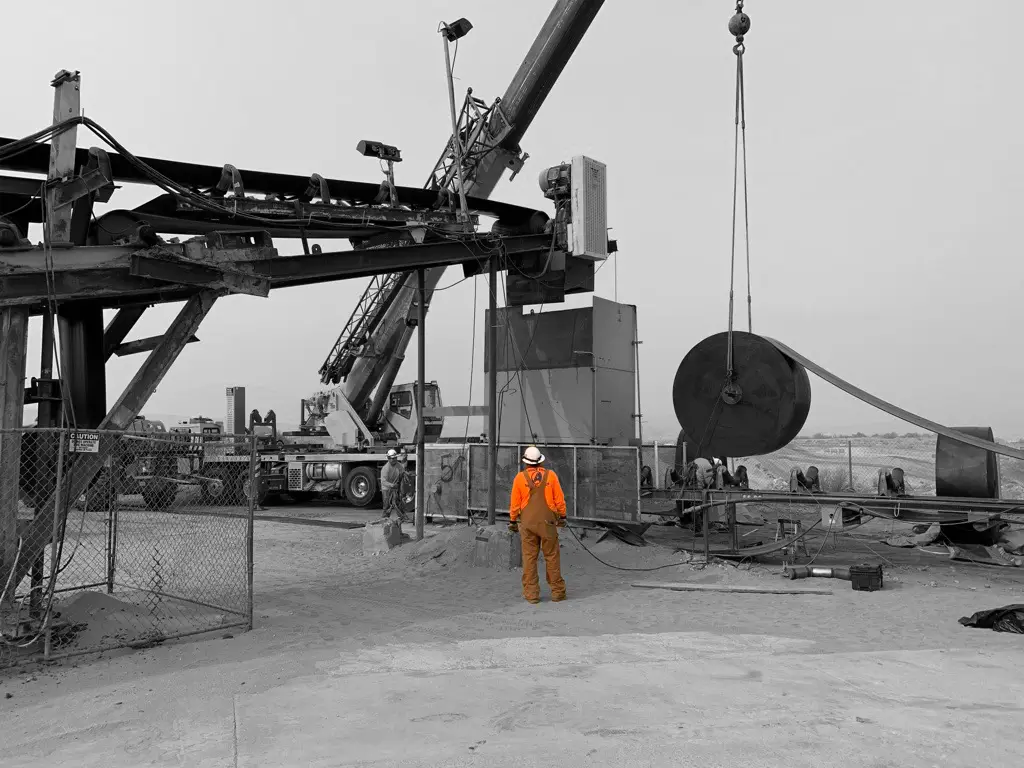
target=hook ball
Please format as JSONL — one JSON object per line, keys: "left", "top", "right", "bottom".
{"left": 728, "top": 12, "right": 751, "bottom": 37}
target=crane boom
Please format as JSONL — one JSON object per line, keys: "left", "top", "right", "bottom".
{"left": 314, "top": 0, "right": 606, "bottom": 441}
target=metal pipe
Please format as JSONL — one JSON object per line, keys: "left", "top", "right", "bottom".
{"left": 442, "top": 34, "right": 472, "bottom": 228}
{"left": 105, "top": 505, "right": 116, "bottom": 594}
{"left": 416, "top": 268, "right": 427, "bottom": 541}
{"left": 487, "top": 256, "right": 499, "bottom": 526}
{"left": 785, "top": 565, "right": 851, "bottom": 581}
{"left": 847, "top": 439, "right": 853, "bottom": 491}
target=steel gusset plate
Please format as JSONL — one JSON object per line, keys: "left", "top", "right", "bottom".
{"left": 672, "top": 331, "right": 811, "bottom": 458}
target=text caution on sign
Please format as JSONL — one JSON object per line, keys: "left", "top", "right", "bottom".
{"left": 69, "top": 431, "right": 100, "bottom": 453}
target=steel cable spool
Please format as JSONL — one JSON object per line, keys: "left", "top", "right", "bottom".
{"left": 672, "top": 331, "right": 811, "bottom": 457}
{"left": 935, "top": 426, "right": 1001, "bottom": 498}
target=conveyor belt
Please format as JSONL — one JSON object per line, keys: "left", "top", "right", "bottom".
{"left": 0, "top": 136, "right": 545, "bottom": 224}
{"left": 764, "top": 337, "right": 1024, "bottom": 462}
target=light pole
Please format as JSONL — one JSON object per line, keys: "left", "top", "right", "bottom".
{"left": 441, "top": 17, "right": 499, "bottom": 528}
{"left": 440, "top": 18, "right": 473, "bottom": 229}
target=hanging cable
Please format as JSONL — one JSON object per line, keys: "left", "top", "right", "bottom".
{"left": 726, "top": 2, "right": 753, "bottom": 376}
{"left": 462, "top": 277, "right": 478, "bottom": 445}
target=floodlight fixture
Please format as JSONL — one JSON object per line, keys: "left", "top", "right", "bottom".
{"left": 441, "top": 18, "right": 473, "bottom": 42}
{"left": 439, "top": 18, "right": 474, "bottom": 228}
{"left": 355, "top": 140, "right": 402, "bottom": 163}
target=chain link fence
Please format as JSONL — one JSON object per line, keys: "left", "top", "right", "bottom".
{"left": 736, "top": 434, "right": 1024, "bottom": 499}
{"left": 465, "top": 443, "right": 640, "bottom": 524}
{"left": 0, "top": 427, "right": 255, "bottom": 668}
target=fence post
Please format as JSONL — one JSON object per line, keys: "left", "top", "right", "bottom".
{"left": 653, "top": 441, "right": 660, "bottom": 489}
{"left": 635, "top": 447, "right": 641, "bottom": 523}
{"left": 106, "top": 506, "right": 117, "bottom": 595}
{"left": 246, "top": 435, "right": 257, "bottom": 631}
{"left": 572, "top": 446, "right": 578, "bottom": 518}
{"left": 43, "top": 430, "right": 66, "bottom": 661}
{"left": 847, "top": 439, "right": 854, "bottom": 491}
{"left": 106, "top": 434, "right": 118, "bottom": 595}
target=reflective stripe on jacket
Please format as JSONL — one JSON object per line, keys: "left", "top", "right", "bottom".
{"left": 509, "top": 466, "right": 567, "bottom": 521}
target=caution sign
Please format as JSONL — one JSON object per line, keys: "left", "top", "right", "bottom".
{"left": 69, "top": 431, "right": 100, "bottom": 453}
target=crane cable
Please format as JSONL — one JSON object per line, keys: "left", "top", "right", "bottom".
{"left": 726, "top": 1, "right": 753, "bottom": 379}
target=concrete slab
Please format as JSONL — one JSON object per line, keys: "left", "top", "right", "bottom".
{"left": 363, "top": 518, "right": 403, "bottom": 555}
{"left": 472, "top": 525, "right": 522, "bottom": 570}
{"left": 233, "top": 631, "right": 1024, "bottom": 767}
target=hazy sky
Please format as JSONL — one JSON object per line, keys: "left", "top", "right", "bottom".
{"left": 5, "top": 1, "right": 1023, "bottom": 439}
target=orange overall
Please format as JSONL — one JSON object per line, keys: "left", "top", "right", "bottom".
{"left": 510, "top": 467, "right": 567, "bottom": 603}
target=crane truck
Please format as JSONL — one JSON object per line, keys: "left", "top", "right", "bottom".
{"left": 199, "top": 0, "right": 609, "bottom": 510}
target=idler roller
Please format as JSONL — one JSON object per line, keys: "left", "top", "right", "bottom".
{"left": 935, "top": 426, "right": 1001, "bottom": 498}
{"left": 673, "top": 331, "right": 811, "bottom": 457}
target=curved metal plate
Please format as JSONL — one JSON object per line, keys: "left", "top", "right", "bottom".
{"left": 936, "top": 426, "right": 1001, "bottom": 498}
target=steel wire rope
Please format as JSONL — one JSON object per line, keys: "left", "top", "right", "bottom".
{"left": 462, "top": 276, "right": 478, "bottom": 446}
{"left": 725, "top": 0, "right": 754, "bottom": 377}
{"left": 40, "top": 191, "right": 87, "bottom": 583}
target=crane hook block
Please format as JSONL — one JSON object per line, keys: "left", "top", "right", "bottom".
{"left": 728, "top": 12, "right": 750, "bottom": 38}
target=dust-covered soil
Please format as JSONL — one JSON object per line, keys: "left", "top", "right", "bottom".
{"left": 1, "top": 511, "right": 1022, "bottom": 767}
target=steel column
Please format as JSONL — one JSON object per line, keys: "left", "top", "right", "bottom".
{"left": 45, "top": 70, "right": 81, "bottom": 245}
{"left": 0, "top": 307, "right": 29, "bottom": 631}
{"left": 57, "top": 304, "right": 107, "bottom": 427}
{"left": 45, "top": 71, "right": 107, "bottom": 428}
{"left": 415, "top": 268, "right": 426, "bottom": 541}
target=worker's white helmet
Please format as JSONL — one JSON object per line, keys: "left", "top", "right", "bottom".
{"left": 386, "top": 449, "right": 398, "bottom": 458}
{"left": 522, "top": 446, "right": 545, "bottom": 465}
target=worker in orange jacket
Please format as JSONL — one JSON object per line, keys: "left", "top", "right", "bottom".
{"left": 508, "top": 446, "right": 567, "bottom": 604}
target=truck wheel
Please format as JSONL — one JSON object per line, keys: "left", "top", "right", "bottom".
{"left": 345, "top": 466, "right": 377, "bottom": 508}
{"left": 201, "top": 475, "right": 227, "bottom": 506}
{"left": 142, "top": 481, "right": 177, "bottom": 510}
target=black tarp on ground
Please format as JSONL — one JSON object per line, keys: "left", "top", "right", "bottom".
{"left": 959, "top": 604, "right": 1024, "bottom": 634}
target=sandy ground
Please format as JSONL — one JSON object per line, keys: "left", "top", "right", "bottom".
{"left": 1, "top": 505, "right": 1023, "bottom": 767}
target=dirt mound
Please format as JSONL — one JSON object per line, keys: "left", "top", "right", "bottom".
{"left": 397, "top": 526, "right": 482, "bottom": 570}
{"left": 53, "top": 591, "right": 164, "bottom": 652}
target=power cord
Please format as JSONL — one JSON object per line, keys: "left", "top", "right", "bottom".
{"left": 564, "top": 522, "right": 693, "bottom": 573}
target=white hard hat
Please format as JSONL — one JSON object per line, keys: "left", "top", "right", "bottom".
{"left": 386, "top": 449, "right": 397, "bottom": 458}
{"left": 522, "top": 446, "right": 545, "bottom": 465}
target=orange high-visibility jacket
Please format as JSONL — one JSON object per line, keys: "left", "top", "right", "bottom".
{"left": 509, "top": 467, "right": 567, "bottom": 522}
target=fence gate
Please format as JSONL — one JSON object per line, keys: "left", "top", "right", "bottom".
{"left": 0, "top": 428, "right": 256, "bottom": 668}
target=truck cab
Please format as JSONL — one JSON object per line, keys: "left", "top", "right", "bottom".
{"left": 383, "top": 381, "right": 443, "bottom": 443}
